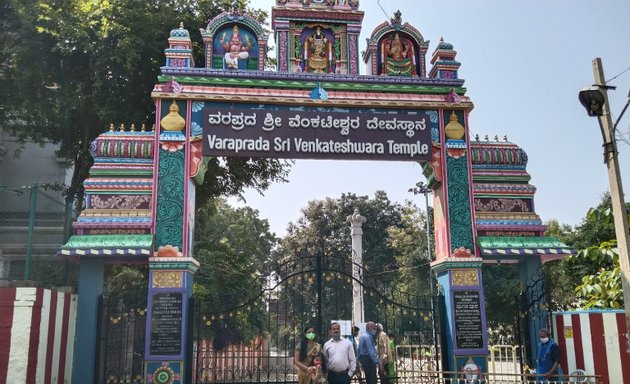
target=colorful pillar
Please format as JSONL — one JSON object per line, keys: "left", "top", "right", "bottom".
{"left": 429, "top": 108, "right": 489, "bottom": 377}
{"left": 143, "top": 23, "right": 201, "bottom": 382}
{"left": 143, "top": 95, "right": 200, "bottom": 382}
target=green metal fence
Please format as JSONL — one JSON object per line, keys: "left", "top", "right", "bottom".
{"left": 0, "top": 183, "right": 78, "bottom": 287}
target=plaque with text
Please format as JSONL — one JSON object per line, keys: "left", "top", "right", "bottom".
{"left": 453, "top": 290, "right": 483, "bottom": 349}
{"left": 150, "top": 292, "right": 183, "bottom": 355}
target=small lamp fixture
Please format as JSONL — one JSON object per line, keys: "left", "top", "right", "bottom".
{"left": 578, "top": 86, "right": 606, "bottom": 117}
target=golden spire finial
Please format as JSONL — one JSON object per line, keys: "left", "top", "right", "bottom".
{"left": 444, "top": 111, "right": 465, "bottom": 140}
{"left": 179, "top": 22, "right": 184, "bottom": 29}
{"left": 141, "top": 123, "right": 147, "bottom": 132}
{"left": 160, "top": 100, "right": 186, "bottom": 132}
{"left": 119, "top": 123, "right": 125, "bottom": 132}
{"left": 109, "top": 123, "right": 115, "bottom": 131}
{"left": 130, "top": 123, "right": 136, "bottom": 132}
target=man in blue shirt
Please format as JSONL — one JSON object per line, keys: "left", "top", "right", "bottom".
{"left": 357, "top": 322, "right": 382, "bottom": 384}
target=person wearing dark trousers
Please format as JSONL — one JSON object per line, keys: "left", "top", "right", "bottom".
{"left": 536, "top": 328, "right": 564, "bottom": 382}
{"left": 357, "top": 322, "right": 382, "bottom": 384}
{"left": 375, "top": 324, "right": 390, "bottom": 384}
{"left": 347, "top": 326, "right": 364, "bottom": 384}
{"left": 324, "top": 322, "right": 356, "bottom": 384}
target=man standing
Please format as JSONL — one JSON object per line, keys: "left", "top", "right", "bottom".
{"left": 324, "top": 322, "right": 356, "bottom": 384}
{"left": 375, "top": 324, "right": 390, "bottom": 384}
{"left": 346, "top": 326, "right": 363, "bottom": 384}
{"left": 357, "top": 322, "right": 382, "bottom": 384}
{"left": 536, "top": 328, "right": 564, "bottom": 382}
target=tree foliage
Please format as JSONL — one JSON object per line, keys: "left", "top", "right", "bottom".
{"left": 193, "top": 198, "right": 279, "bottom": 347}
{"left": 569, "top": 202, "right": 626, "bottom": 309}
{"left": 273, "top": 192, "right": 432, "bottom": 334}
{"left": 0, "top": 0, "right": 288, "bottom": 208}
{"left": 386, "top": 200, "right": 432, "bottom": 295}
{"left": 558, "top": 193, "right": 628, "bottom": 309}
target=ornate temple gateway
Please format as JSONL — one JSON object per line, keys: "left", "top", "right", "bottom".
{"left": 59, "top": 1, "right": 573, "bottom": 383}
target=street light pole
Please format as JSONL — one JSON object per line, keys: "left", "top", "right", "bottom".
{"left": 409, "top": 181, "right": 434, "bottom": 293}
{"left": 587, "top": 58, "right": 630, "bottom": 344}
{"left": 409, "top": 181, "right": 440, "bottom": 369}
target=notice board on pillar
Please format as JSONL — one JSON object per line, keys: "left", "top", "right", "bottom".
{"left": 453, "top": 290, "right": 483, "bottom": 349}
{"left": 150, "top": 292, "right": 183, "bottom": 355}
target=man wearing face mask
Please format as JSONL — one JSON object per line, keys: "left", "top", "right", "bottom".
{"left": 323, "top": 322, "right": 356, "bottom": 384}
{"left": 536, "top": 328, "right": 564, "bottom": 382}
{"left": 357, "top": 322, "right": 383, "bottom": 384}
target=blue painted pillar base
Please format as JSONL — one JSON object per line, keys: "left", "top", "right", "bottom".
{"left": 144, "top": 255, "right": 199, "bottom": 384}
{"left": 432, "top": 257, "right": 489, "bottom": 380}
{"left": 72, "top": 258, "right": 104, "bottom": 384}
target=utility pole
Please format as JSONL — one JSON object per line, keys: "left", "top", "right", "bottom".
{"left": 591, "top": 57, "right": 630, "bottom": 345}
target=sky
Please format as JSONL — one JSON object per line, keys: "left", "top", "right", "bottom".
{"left": 230, "top": 0, "right": 630, "bottom": 237}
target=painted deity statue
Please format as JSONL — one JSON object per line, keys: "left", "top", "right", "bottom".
{"left": 221, "top": 25, "right": 252, "bottom": 69}
{"left": 381, "top": 33, "right": 416, "bottom": 76}
{"left": 305, "top": 27, "right": 331, "bottom": 73}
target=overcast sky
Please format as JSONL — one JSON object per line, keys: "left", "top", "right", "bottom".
{"left": 230, "top": 0, "right": 630, "bottom": 236}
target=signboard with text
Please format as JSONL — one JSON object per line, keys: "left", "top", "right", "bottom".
{"left": 202, "top": 107, "right": 435, "bottom": 161}
{"left": 453, "top": 290, "right": 484, "bottom": 350}
{"left": 150, "top": 292, "right": 183, "bottom": 356}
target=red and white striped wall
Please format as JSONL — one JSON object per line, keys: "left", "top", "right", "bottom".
{"left": 0, "top": 287, "right": 77, "bottom": 384}
{"left": 552, "top": 310, "right": 630, "bottom": 384}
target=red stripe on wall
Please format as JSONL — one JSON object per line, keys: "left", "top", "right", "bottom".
{"left": 555, "top": 315, "right": 568, "bottom": 373}
{"left": 26, "top": 288, "right": 44, "bottom": 384}
{"left": 616, "top": 313, "right": 630, "bottom": 384}
{"left": 589, "top": 313, "right": 609, "bottom": 384}
{"left": 57, "top": 293, "right": 71, "bottom": 384}
{"left": 572, "top": 314, "right": 585, "bottom": 371}
{"left": 44, "top": 291, "right": 58, "bottom": 384}
{"left": 0, "top": 287, "right": 17, "bottom": 383}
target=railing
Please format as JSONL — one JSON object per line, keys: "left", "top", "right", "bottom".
{"left": 0, "top": 183, "right": 76, "bottom": 287}
{"left": 392, "top": 370, "right": 601, "bottom": 384}
{"left": 191, "top": 342, "right": 600, "bottom": 384}
{"left": 489, "top": 344, "right": 522, "bottom": 378}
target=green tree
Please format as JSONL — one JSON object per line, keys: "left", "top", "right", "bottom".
{"left": 386, "top": 200, "right": 432, "bottom": 296}
{"left": 570, "top": 203, "right": 626, "bottom": 309}
{"left": 0, "top": 0, "right": 288, "bottom": 210}
{"left": 273, "top": 192, "right": 431, "bottom": 334}
{"left": 542, "top": 219, "right": 577, "bottom": 310}
{"left": 553, "top": 193, "right": 630, "bottom": 309}
{"left": 193, "top": 198, "right": 278, "bottom": 348}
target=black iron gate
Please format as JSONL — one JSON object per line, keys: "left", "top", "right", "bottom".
{"left": 96, "top": 296, "right": 147, "bottom": 384}
{"left": 515, "top": 267, "right": 552, "bottom": 371}
{"left": 192, "top": 251, "right": 445, "bottom": 384}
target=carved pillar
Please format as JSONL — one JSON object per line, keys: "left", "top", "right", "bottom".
{"left": 430, "top": 109, "right": 489, "bottom": 376}
{"left": 143, "top": 98, "right": 199, "bottom": 383}
{"left": 347, "top": 23, "right": 362, "bottom": 75}
{"left": 275, "top": 21, "right": 290, "bottom": 72}
{"left": 347, "top": 208, "right": 366, "bottom": 325}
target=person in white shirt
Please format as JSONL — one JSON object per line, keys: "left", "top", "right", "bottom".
{"left": 323, "top": 322, "right": 356, "bottom": 384}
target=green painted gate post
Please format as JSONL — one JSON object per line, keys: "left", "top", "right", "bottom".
{"left": 428, "top": 109, "right": 489, "bottom": 379}
{"left": 143, "top": 97, "right": 200, "bottom": 384}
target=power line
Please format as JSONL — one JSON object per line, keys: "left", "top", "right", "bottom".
{"left": 605, "top": 66, "right": 630, "bottom": 84}
{"left": 376, "top": 0, "right": 389, "bottom": 20}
